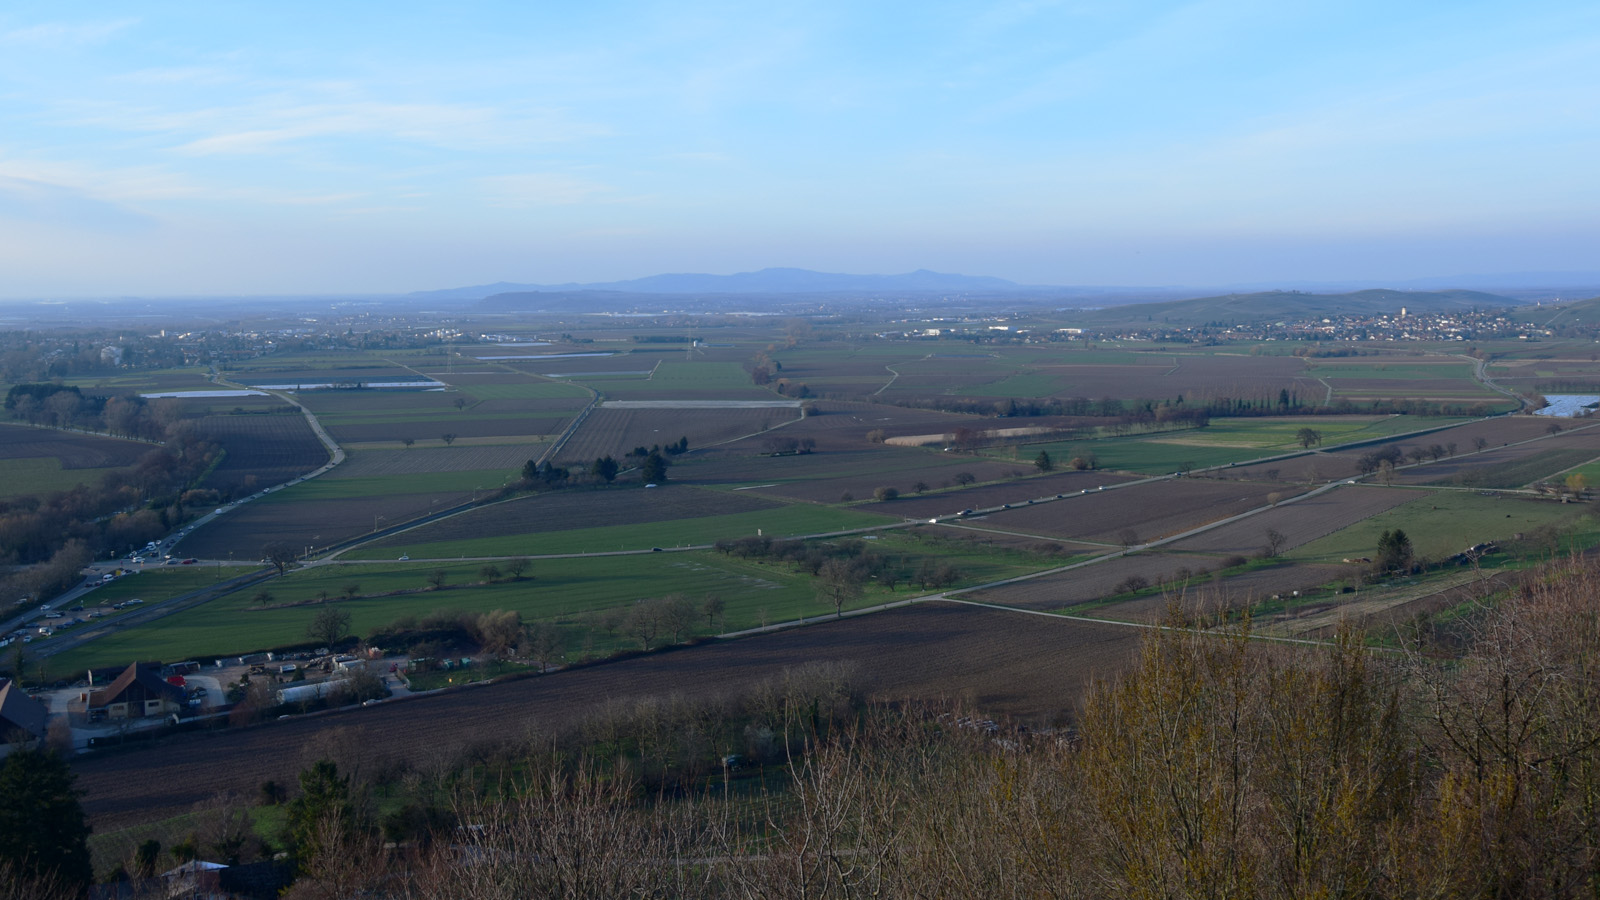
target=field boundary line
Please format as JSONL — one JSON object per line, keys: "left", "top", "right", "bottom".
{"left": 940, "top": 522, "right": 1117, "bottom": 548}
{"left": 684, "top": 406, "right": 807, "bottom": 454}
{"left": 873, "top": 355, "right": 926, "bottom": 396}
{"left": 537, "top": 397, "right": 599, "bottom": 466}
{"left": 1316, "top": 376, "right": 1334, "bottom": 406}
{"left": 929, "top": 597, "right": 1343, "bottom": 648}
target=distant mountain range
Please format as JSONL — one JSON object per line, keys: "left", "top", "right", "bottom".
{"left": 410, "top": 267, "right": 1600, "bottom": 306}
{"left": 409, "top": 268, "right": 1030, "bottom": 301}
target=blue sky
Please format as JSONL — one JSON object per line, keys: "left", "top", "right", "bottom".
{"left": 1, "top": 1, "right": 1597, "bottom": 296}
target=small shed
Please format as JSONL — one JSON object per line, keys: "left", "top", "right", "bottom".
{"left": 0, "top": 680, "right": 47, "bottom": 742}
{"left": 86, "top": 663, "right": 186, "bottom": 720}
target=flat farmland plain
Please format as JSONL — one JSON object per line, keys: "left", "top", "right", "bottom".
{"left": 351, "top": 501, "right": 893, "bottom": 558}
{"left": 1092, "top": 562, "right": 1355, "bottom": 623}
{"left": 70, "top": 368, "right": 216, "bottom": 394}
{"left": 882, "top": 470, "right": 1138, "bottom": 517}
{"left": 968, "top": 552, "right": 1232, "bottom": 610}
{"left": 1159, "top": 415, "right": 1469, "bottom": 450}
{"left": 1288, "top": 490, "right": 1592, "bottom": 563}
{"left": 0, "top": 425, "right": 153, "bottom": 497}
{"left": 232, "top": 366, "right": 429, "bottom": 385}
{"left": 299, "top": 391, "right": 462, "bottom": 415}
{"left": 1405, "top": 446, "right": 1600, "bottom": 487}
{"left": 978, "top": 479, "right": 1307, "bottom": 545}
{"left": 558, "top": 407, "right": 797, "bottom": 461}
{"left": 300, "top": 387, "right": 587, "bottom": 443}
{"left": 704, "top": 401, "right": 1001, "bottom": 454}
{"left": 72, "top": 602, "right": 1144, "bottom": 830}
{"left": 574, "top": 361, "right": 779, "bottom": 400}
{"left": 677, "top": 448, "right": 1037, "bottom": 503}
{"left": 191, "top": 414, "right": 327, "bottom": 495}
{"left": 0, "top": 423, "right": 150, "bottom": 469}
{"left": 367, "top": 485, "right": 783, "bottom": 547}
{"left": 1002, "top": 417, "right": 1459, "bottom": 478}
{"left": 1224, "top": 415, "right": 1561, "bottom": 483}
{"left": 51, "top": 553, "right": 828, "bottom": 673}
{"left": 322, "top": 413, "right": 572, "bottom": 443}
{"left": 1015, "top": 434, "right": 1267, "bottom": 474}
{"left": 494, "top": 353, "right": 669, "bottom": 377}
{"left": 176, "top": 489, "right": 475, "bottom": 559}
{"left": 1163, "top": 485, "right": 1419, "bottom": 556}
{"left": 326, "top": 444, "right": 544, "bottom": 478}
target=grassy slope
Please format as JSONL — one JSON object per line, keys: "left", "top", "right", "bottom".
{"left": 1287, "top": 490, "right": 1590, "bottom": 563}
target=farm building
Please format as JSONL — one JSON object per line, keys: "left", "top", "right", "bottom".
{"left": 86, "top": 663, "right": 186, "bottom": 720}
{"left": 0, "top": 680, "right": 47, "bottom": 742}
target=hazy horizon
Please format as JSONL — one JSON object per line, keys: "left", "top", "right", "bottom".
{"left": 2, "top": 1, "right": 1597, "bottom": 296}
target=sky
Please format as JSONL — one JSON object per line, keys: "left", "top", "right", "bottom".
{"left": 1, "top": 0, "right": 1597, "bottom": 296}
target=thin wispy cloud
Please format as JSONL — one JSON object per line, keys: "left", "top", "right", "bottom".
{"left": 0, "top": 175, "right": 153, "bottom": 232}
{"left": 0, "top": 1, "right": 1595, "bottom": 293}
{"left": 0, "top": 18, "right": 136, "bottom": 48}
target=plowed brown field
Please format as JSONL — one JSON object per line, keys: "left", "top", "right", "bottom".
{"left": 978, "top": 479, "right": 1306, "bottom": 545}
{"left": 969, "top": 553, "right": 1232, "bottom": 610}
{"left": 192, "top": 414, "right": 327, "bottom": 495}
{"left": 368, "top": 485, "right": 781, "bottom": 546}
{"left": 1163, "top": 485, "right": 1418, "bottom": 555}
{"left": 0, "top": 423, "right": 150, "bottom": 469}
{"left": 73, "top": 602, "right": 1143, "bottom": 830}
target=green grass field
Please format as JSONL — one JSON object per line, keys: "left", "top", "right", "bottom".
{"left": 0, "top": 457, "right": 131, "bottom": 497}
{"left": 1287, "top": 490, "right": 1591, "bottom": 563}
{"left": 1167, "top": 416, "right": 1471, "bottom": 449}
{"left": 48, "top": 531, "right": 1061, "bottom": 672}
{"left": 998, "top": 436, "right": 1264, "bottom": 474}
{"left": 27, "top": 566, "right": 257, "bottom": 667}
{"left": 988, "top": 416, "right": 1476, "bottom": 475}
{"left": 350, "top": 504, "right": 899, "bottom": 558}
{"left": 1554, "top": 458, "right": 1600, "bottom": 487}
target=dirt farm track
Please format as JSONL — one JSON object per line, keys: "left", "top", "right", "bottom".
{"left": 72, "top": 602, "right": 1141, "bottom": 830}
